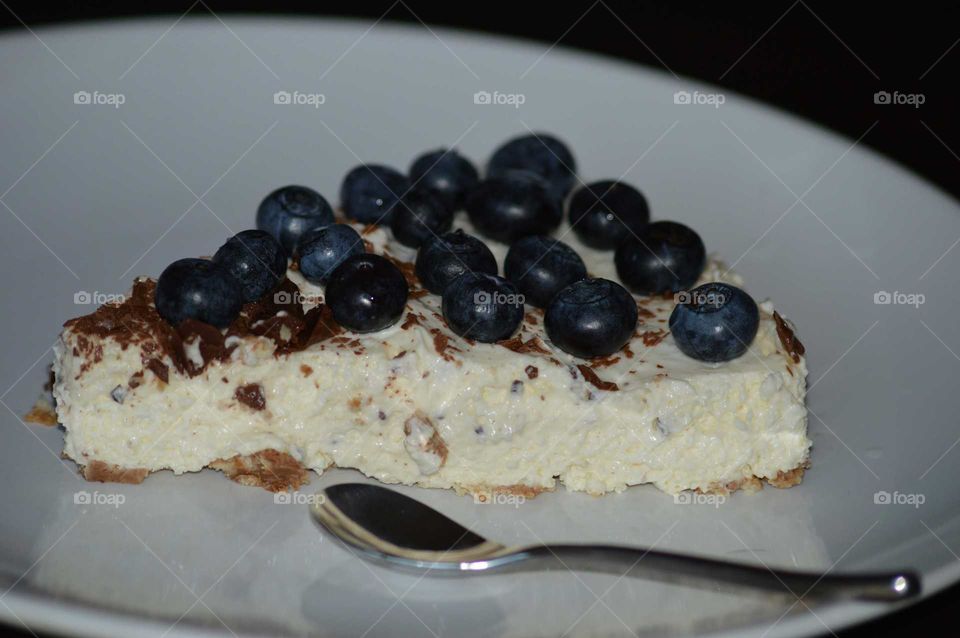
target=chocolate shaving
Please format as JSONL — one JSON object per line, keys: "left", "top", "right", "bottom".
{"left": 590, "top": 354, "right": 621, "bottom": 368}
{"left": 499, "top": 335, "right": 550, "bottom": 355}
{"left": 401, "top": 313, "right": 422, "bottom": 330}
{"left": 640, "top": 329, "right": 669, "bottom": 347}
{"left": 773, "top": 311, "right": 805, "bottom": 363}
{"left": 144, "top": 358, "right": 169, "bottom": 384}
{"left": 430, "top": 329, "right": 461, "bottom": 362}
{"left": 576, "top": 365, "right": 619, "bottom": 392}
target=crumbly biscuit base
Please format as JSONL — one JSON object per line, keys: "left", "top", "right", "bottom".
{"left": 70, "top": 453, "right": 808, "bottom": 497}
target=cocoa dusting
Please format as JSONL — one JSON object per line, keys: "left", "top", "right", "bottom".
{"left": 64, "top": 277, "right": 346, "bottom": 381}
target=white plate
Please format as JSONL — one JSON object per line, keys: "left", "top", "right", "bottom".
{"left": 2, "top": 16, "right": 959, "bottom": 638}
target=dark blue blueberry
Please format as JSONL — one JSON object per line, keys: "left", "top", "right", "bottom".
{"left": 296, "top": 224, "right": 365, "bottom": 284}
{"left": 465, "top": 171, "right": 562, "bottom": 243}
{"left": 442, "top": 273, "right": 524, "bottom": 343}
{"left": 487, "top": 133, "right": 577, "bottom": 200}
{"left": 569, "top": 180, "right": 649, "bottom": 250}
{"left": 415, "top": 229, "right": 498, "bottom": 295}
{"left": 340, "top": 164, "right": 411, "bottom": 225}
{"left": 409, "top": 148, "right": 479, "bottom": 212}
{"left": 614, "top": 221, "right": 705, "bottom": 295}
{"left": 256, "top": 185, "right": 335, "bottom": 255}
{"left": 544, "top": 278, "right": 638, "bottom": 359}
{"left": 325, "top": 254, "right": 408, "bottom": 333}
{"left": 155, "top": 258, "right": 243, "bottom": 328}
{"left": 212, "top": 230, "right": 287, "bottom": 303}
{"left": 668, "top": 283, "right": 759, "bottom": 362}
{"left": 389, "top": 189, "right": 453, "bottom": 248}
{"left": 504, "top": 235, "right": 587, "bottom": 308}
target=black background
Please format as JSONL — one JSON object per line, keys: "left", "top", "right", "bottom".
{"left": 2, "top": 1, "right": 958, "bottom": 636}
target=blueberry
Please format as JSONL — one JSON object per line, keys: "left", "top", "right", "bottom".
{"left": 296, "top": 224, "right": 365, "bottom": 284}
{"left": 155, "top": 258, "right": 243, "bottom": 328}
{"left": 569, "top": 180, "right": 649, "bottom": 250}
{"left": 415, "top": 229, "right": 498, "bottom": 295}
{"left": 340, "top": 164, "right": 411, "bottom": 225}
{"left": 325, "top": 254, "right": 408, "bottom": 332}
{"left": 211, "top": 230, "right": 287, "bottom": 303}
{"left": 614, "top": 221, "right": 705, "bottom": 294}
{"left": 442, "top": 273, "right": 523, "bottom": 342}
{"left": 487, "top": 133, "right": 577, "bottom": 200}
{"left": 389, "top": 188, "right": 453, "bottom": 248}
{"left": 256, "top": 185, "right": 335, "bottom": 254}
{"left": 409, "top": 148, "right": 479, "bottom": 212}
{"left": 465, "top": 171, "right": 562, "bottom": 243}
{"left": 544, "top": 278, "right": 638, "bottom": 359}
{"left": 668, "top": 283, "right": 759, "bottom": 362}
{"left": 504, "top": 235, "right": 587, "bottom": 308}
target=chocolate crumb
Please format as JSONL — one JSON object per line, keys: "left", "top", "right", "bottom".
{"left": 524, "top": 365, "right": 539, "bottom": 379}
{"left": 234, "top": 383, "right": 265, "bottom": 411}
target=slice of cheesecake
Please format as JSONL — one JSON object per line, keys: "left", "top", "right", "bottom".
{"left": 52, "top": 222, "right": 809, "bottom": 497}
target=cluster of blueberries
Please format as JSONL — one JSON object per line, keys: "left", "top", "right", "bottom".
{"left": 155, "top": 133, "right": 759, "bottom": 362}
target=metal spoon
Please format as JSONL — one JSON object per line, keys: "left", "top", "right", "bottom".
{"left": 311, "top": 483, "right": 920, "bottom": 602}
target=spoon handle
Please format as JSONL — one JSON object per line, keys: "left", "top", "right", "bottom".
{"left": 516, "top": 545, "right": 918, "bottom": 602}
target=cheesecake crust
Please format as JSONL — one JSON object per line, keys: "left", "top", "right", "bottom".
{"left": 81, "top": 460, "right": 150, "bottom": 484}
{"left": 700, "top": 460, "right": 809, "bottom": 496}
{"left": 67, "top": 453, "right": 807, "bottom": 498}
{"left": 24, "top": 398, "right": 58, "bottom": 426}
{"left": 208, "top": 449, "right": 312, "bottom": 492}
